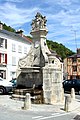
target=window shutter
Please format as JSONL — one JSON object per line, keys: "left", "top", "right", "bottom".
{"left": 0, "top": 53, "right": 1, "bottom": 63}
{"left": 5, "top": 54, "right": 7, "bottom": 64}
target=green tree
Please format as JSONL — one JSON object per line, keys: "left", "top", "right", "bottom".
{"left": 47, "top": 40, "right": 75, "bottom": 60}
{"left": 3, "top": 23, "right": 16, "bottom": 32}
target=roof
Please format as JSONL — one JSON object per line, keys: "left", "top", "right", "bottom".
{"left": 22, "top": 35, "right": 32, "bottom": 43}
{"left": 0, "top": 29, "right": 32, "bottom": 44}
{"left": 68, "top": 53, "right": 80, "bottom": 58}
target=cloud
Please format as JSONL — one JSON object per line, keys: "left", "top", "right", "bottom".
{"left": 46, "top": 7, "right": 80, "bottom": 32}
{"left": 47, "top": 21, "right": 80, "bottom": 45}
{"left": 44, "top": 0, "right": 71, "bottom": 6}
{"left": 57, "top": 0, "right": 71, "bottom": 6}
{"left": 0, "top": 0, "right": 80, "bottom": 52}
{"left": 2, "top": 0, "right": 24, "bottom": 2}
{"left": 0, "top": 2, "right": 39, "bottom": 27}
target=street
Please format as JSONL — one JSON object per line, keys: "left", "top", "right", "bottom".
{"left": 0, "top": 105, "right": 77, "bottom": 120}
{"left": 31, "top": 112, "right": 76, "bottom": 120}
{"left": 0, "top": 94, "right": 80, "bottom": 120}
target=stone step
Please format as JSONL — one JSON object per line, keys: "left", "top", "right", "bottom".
{"left": 11, "top": 93, "right": 43, "bottom": 104}
{"left": 13, "top": 88, "right": 43, "bottom": 95}
{"left": 12, "top": 89, "right": 44, "bottom": 103}
{"left": 11, "top": 94, "right": 25, "bottom": 100}
{"left": 13, "top": 88, "right": 34, "bottom": 95}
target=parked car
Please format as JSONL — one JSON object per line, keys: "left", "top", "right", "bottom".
{"left": 0, "top": 77, "right": 14, "bottom": 94}
{"left": 63, "top": 79, "right": 80, "bottom": 94}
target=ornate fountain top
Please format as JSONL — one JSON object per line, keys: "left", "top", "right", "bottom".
{"left": 31, "top": 12, "right": 47, "bottom": 31}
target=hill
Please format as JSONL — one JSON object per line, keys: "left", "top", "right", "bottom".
{"left": 27, "top": 37, "right": 75, "bottom": 60}
{"left": 0, "top": 22, "right": 16, "bottom": 32}
{"left": 47, "top": 40, "right": 75, "bottom": 60}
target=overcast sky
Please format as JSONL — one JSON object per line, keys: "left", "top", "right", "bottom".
{"left": 0, "top": 0, "right": 80, "bottom": 52}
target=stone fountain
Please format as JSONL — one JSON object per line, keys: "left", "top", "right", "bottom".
{"left": 16, "top": 12, "right": 64, "bottom": 104}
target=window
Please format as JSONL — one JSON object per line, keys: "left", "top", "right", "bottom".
{"left": 12, "top": 57, "right": 16, "bottom": 66}
{"left": 18, "top": 45, "right": 22, "bottom": 53}
{"left": 68, "top": 80, "right": 72, "bottom": 85}
{"left": 73, "top": 66, "right": 77, "bottom": 72}
{"left": 72, "top": 57, "right": 77, "bottom": 63}
{"left": 78, "top": 59, "right": 80, "bottom": 62}
{"left": 12, "top": 44, "right": 16, "bottom": 52}
{"left": 1, "top": 54, "right": 5, "bottom": 63}
{"left": 77, "top": 80, "right": 80, "bottom": 84}
{"left": 64, "top": 80, "right": 72, "bottom": 85}
{"left": 0, "top": 53, "right": 7, "bottom": 64}
{"left": 5, "top": 40, "right": 7, "bottom": 49}
{"left": 10, "top": 72, "right": 16, "bottom": 79}
{"left": 68, "top": 59, "right": 71, "bottom": 63}
{"left": 72, "top": 76, "right": 76, "bottom": 79}
{"left": 0, "top": 38, "right": 7, "bottom": 49}
{"left": 24, "top": 47, "right": 27, "bottom": 54}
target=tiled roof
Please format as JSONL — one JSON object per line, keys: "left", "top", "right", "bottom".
{"left": 22, "top": 35, "right": 32, "bottom": 43}
{"left": 68, "top": 54, "right": 80, "bottom": 58}
{"left": 0, "top": 29, "right": 32, "bottom": 44}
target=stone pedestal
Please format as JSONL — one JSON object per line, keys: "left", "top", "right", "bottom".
{"left": 43, "top": 65, "right": 64, "bottom": 104}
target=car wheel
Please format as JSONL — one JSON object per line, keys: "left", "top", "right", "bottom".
{"left": 0, "top": 87, "right": 5, "bottom": 94}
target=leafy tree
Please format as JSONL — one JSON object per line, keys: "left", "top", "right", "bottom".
{"left": 47, "top": 40, "right": 75, "bottom": 60}
{"left": 3, "top": 23, "right": 16, "bottom": 32}
{"left": 26, "top": 36, "right": 32, "bottom": 39}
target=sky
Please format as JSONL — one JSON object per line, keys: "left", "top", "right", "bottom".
{"left": 0, "top": 0, "right": 80, "bottom": 52}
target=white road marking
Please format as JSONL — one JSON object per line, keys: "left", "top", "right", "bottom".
{"left": 32, "top": 116, "right": 43, "bottom": 119}
{"left": 32, "top": 113, "right": 60, "bottom": 119}
{"left": 51, "top": 113, "right": 61, "bottom": 116}
{"left": 34, "top": 112, "right": 72, "bottom": 120}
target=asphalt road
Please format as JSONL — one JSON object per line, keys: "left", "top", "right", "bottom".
{"left": 0, "top": 106, "right": 77, "bottom": 120}
{"left": 0, "top": 94, "right": 80, "bottom": 120}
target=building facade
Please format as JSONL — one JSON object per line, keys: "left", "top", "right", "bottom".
{"left": 0, "top": 23, "right": 32, "bottom": 80}
{"left": 64, "top": 49, "right": 80, "bottom": 80}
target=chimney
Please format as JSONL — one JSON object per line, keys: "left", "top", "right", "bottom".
{"left": 77, "top": 48, "right": 80, "bottom": 54}
{"left": 0, "top": 22, "right": 3, "bottom": 30}
{"left": 16, "top": 29, "right": 23, "bottom": 37}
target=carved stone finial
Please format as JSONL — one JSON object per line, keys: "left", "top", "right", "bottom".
{"left": 31, "top": 12, "right": 47, "bottom": 31}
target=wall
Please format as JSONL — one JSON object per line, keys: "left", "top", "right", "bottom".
{"left": 0, "top": 32, "right": 31, "bottom": 80}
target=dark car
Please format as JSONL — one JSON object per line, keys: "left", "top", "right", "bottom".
{"left": 63, "top": 79, "right": 80, "bottom": 94}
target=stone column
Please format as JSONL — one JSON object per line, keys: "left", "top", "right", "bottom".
{"left": 43, "top": 65, "right": 64, "bottom": 104}
{"left": 23, "top": 93, "right": 31, "bottom": 110}
{"left": 64, "top": 95, "right": 71, "bottom": 112}
{"left": 71, "top": 88, "right": 75, "bottom": 100}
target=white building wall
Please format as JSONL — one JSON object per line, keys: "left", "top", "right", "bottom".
{"left": 0, "top": 32, "right": 31, "bottom": 81}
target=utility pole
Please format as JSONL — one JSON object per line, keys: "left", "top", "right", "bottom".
{"left": 71, "top": 29, "right": 77, "bottom": 51}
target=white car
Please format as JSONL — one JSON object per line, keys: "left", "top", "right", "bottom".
{"left": 0, "top": 77, "right": 14, "bottom": 94}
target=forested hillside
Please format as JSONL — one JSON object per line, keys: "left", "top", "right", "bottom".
{"left": 27, "top": 36, "right": 75, "bottom": 60}
{"left": 1, "top": 22, "right": 75, "bottom": 60}
{"left": 1, "top": 22, "right": 16, "bottom": 32}
{"left": 47, "top": 40, "right": 75, "bottom": 60}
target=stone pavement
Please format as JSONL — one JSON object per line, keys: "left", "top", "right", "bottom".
{"left": 0, "top": 95, "right": 80, "bottom": 115}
